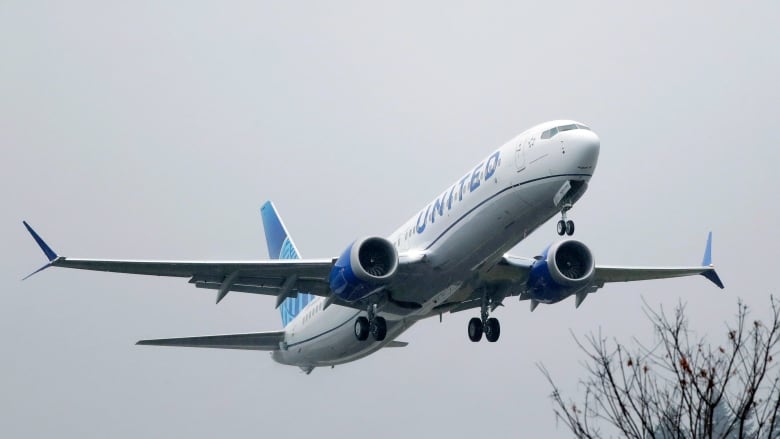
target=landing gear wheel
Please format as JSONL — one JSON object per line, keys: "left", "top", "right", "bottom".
{"left": 370, "top": 316, "right": 387, "bottom": 341}
{"left": 468, "top": 317, "right": 483, "bottom": 342}
{"left": 565, "top": 220, "right": 575, "bottom": 236}
{"left": 485, "top": 317, "right": 501, "bottom": 342}
{"left": 354, "top": 316, "right": 369, "bottom": 341}
{"left": 558, "top": 202, "right": 574, "bottom": 236}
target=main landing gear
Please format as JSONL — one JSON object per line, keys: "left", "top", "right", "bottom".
{"left": 468, "top": 292, "right": 501, "bottom": 342}
{"left": 556, "top": 203, "right": 575, "bottom": 236}
{"left": 354, "top": 304, "right": 387, "bottom": 342}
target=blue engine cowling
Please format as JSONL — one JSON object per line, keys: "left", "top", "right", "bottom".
{"left": 329, "top": 236, "right": 399, "bottom": 302}
{"left": 527, "top": 239, "right": 595, "bottom": 303}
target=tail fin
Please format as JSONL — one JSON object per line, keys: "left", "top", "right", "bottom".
{"left": 260, "top": 201, "right": 315, "bottom": 326}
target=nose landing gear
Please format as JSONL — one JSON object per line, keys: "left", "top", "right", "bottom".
{"left": 556, "top": 203, "right": 575, "bottom": 236}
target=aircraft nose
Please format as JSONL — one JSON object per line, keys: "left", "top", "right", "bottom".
{"left": 566, "top": 130, "right": 600, "bottom": 172}
{"left": 581, "top": 130, "right": 600, "bottom": 157}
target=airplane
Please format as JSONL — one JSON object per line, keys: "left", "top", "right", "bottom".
{"left": 23, "top": 120, "right": 724, "bottom": 374}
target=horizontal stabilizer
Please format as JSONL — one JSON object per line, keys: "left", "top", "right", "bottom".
{"left": 137, "top": 330, "right": 285, "bottom": 351}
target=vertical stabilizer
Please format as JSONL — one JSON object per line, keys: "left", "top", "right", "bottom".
{"left": 260, "top": 201, "right": 315, "bottom": 326}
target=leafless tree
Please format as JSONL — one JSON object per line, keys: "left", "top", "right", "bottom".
{"left": 540, "top": 297, "right": 780, "bottom": 438}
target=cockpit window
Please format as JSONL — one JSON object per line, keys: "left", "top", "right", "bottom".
{"left": 541, "top": 123, "right": 590, "bottom": 139}
{"left": 541, "top": 127, "right": 558, "bottom": 139}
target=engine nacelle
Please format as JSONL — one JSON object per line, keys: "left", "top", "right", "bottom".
{"left": 329, "top": 236, "right": 399, "bottom": 302}
{"left": 527, "top": 239, "right": 595, "bottom": 303}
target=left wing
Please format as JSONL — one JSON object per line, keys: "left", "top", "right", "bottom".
{"left": 593, "top": 231, "right": 723, "bottom": 289}
{"left": 593, "top": 265, "right": 723, "bottom": 288}
{"left": 507, "top": 232, "right": 722, "bottom": 291}
{"left": 23, "top": 221, "right": 335, "bottom": 305}
{"left": 441, "top": 233, "right": 723, "bottom": 314}
{"left": 493, "top": 259, "right": 723, "bottom": 291}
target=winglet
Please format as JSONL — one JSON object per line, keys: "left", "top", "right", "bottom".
{"left": 699, "top": 232, "right": 724, "bottom": 289}
{"left": 22, "top": 221, "right": 60, "bottom": 280}
{"left": 22, "top": 263, "right": 54, "bottom": 281}
{"left": 702, "top": 231, "right": 713, "bottom": 266}
{"left": 23, "top": 221, "right": 58, "bottom": 262}
{"left": 701, "top": 269, "right": 724, "bottom": 289}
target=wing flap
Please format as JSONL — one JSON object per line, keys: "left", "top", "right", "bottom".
{"left": 192, "top": 277, "right": 330, "bottom": 297}
{"left": 136, "top": 330, "right": 285, "bottom": 351}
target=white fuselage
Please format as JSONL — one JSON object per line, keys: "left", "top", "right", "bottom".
{"left": 272, "top": 120, "right": 600, "bottom": 369}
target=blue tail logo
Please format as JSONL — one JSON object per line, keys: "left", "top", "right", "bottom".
{"left": 261, "top": 201, "right": 315, "bottom": 327}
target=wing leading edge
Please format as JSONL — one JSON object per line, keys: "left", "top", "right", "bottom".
{"left": 592, "top": 232, "right": 723, "bottom": 289}
{"left": 22, "top": 221, "right": 335, "bottom": 302}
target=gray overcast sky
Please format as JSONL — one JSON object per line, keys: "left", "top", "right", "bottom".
{"left": 2, "top": 1, "right": 778, "bottom": 437}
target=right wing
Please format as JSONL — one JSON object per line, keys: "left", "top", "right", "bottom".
{"left": 23, "top": 222, "right": 428, "bottom": 310}
{"left": 137, "top": 330, "right": 285, "bottom": 350}
{"left": 23, "top": 221, "right": 336, "bottom": 306}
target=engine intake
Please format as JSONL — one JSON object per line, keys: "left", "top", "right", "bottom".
{"left": 527, "top": 239, "right": 595, "bottom": 303}
{"left": 329, "top": 237, "right": 399, "bottom": 302}
{"left": 357, "top": 238, "right": 397, "bottom": 278}
{"left": 548, "top": 240, "right": 594, "bottom": 286}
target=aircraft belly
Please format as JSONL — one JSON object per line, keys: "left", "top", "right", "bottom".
{"left": 272, "top": 310, "right": 412, "bottom": 367}
{"left": 315, "top": 321, "right": 409, "bottom": 366}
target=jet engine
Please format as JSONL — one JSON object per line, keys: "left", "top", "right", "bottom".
{"left": 527, "top": 239, "right": 595, "bottom": 303}
{"left": 329, "top": 237, "right": 399, "bottom": 302}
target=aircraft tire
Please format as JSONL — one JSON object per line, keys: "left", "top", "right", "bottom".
{"left": 565, "top": 220, "right": 575, "bottom": 236}
{"left": 370, "top": 316, "right": 387, "bottom": 341}
{"left": 468, "top": 317, "right": 483, "bottom": 342}
{"left": 355, "top": 316, "right": 370, "bottom": 341}
{"left": 485, "top": 318, "right": 500, "bottom": 342}
{"left": 556, "top": 220, "right": 566, "bottom": 236}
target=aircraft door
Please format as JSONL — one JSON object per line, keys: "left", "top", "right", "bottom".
{"left": 514, "top": 137, "right": 526, "bottom": 172}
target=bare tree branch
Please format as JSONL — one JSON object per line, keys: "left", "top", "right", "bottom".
{"left": 542, "top": 297, "right": 780, "bottom": 439}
